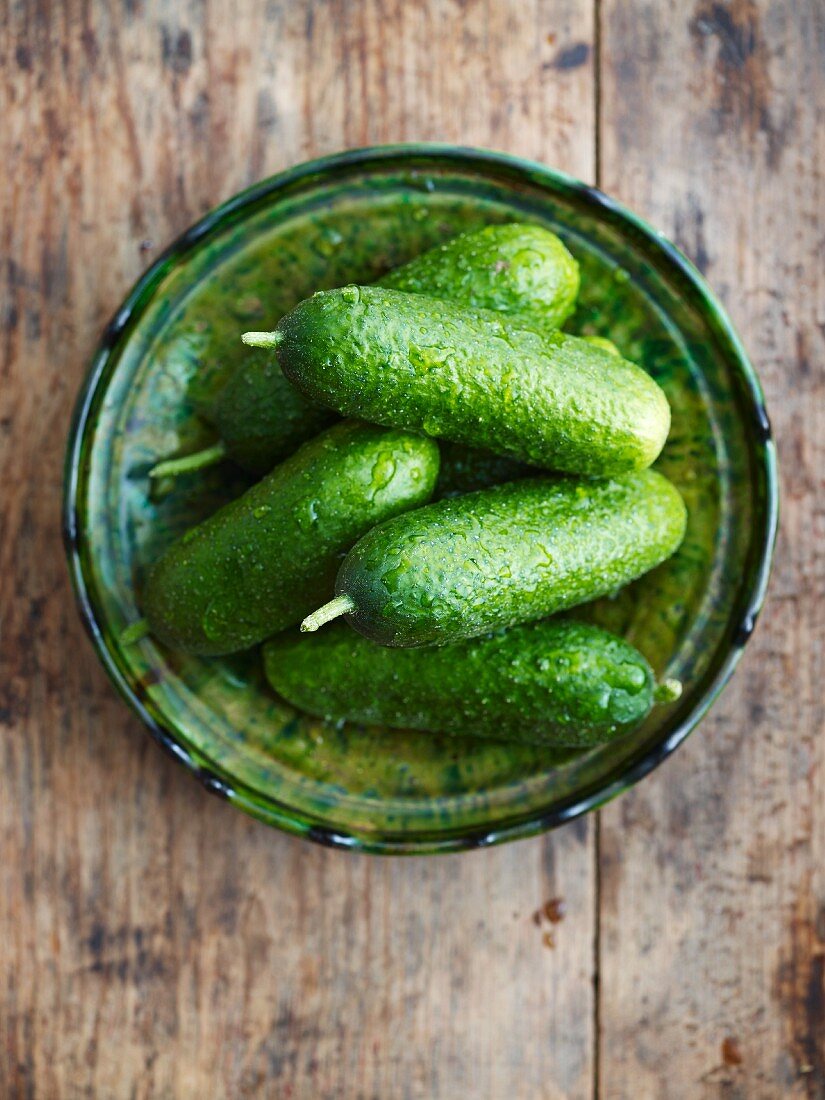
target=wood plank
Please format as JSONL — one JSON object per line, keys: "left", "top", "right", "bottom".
{"left": 1, "top": 1, "right": 598, "bottom": 1095}
{"left": 597, "top": 1, "right": 824, "bottom": 1096}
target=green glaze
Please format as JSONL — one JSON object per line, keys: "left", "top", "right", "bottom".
{"left": 265, "top": 620, "right": 659, "bottom": 748}
{"left": 305, "top": 472, "right": 687, "bottom": 647}
{"left": 143, "top": 421, "right": 440, "bottom": 654}
{"left": 204, "top": 223, "right": 579, "bottom": 476}
{"left": 65, "top": 148, "right": 775, "bottom": 852}
{"left": 263, "top": 286, "right": 671, "bottom": 475}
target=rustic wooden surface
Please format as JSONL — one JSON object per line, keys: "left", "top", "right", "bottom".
{"left": 0, "top": 1, "right": 821, "bottom": 1096}
{"left": 598, "top": 3, "right": 824, "bottom": 1097}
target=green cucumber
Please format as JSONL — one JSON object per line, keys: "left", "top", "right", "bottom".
{"left": 583, "top": 335, "right": 621, "bottom": 356}
{"left": 264, "top": 620, "right": 681, "bottom": 748}
{"left": 435, "top": 333, "right": 616, "bottom": 497}
{"left": 205, "top": 365, "right": 336, "bottom": 478}
{"left": 142, "top": 421, "right": 440, "bottom": 655}
{"left": 378, "top": 222, "right": 579, "bottom": 331}
{"left": 153, "top": 223, "right": 579, "bottom": 478}
{"left": 249, "top": 286, "right": 670, "bottom": 476}
{"left": 302, "top": 472, "right": 687, "bottom": 647}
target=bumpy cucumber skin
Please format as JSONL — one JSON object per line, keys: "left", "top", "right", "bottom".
{"left": 583, "top": 335, "right": 621, "bottom": 356}
{"left": 214, "top": 360, "right": 335, "bottom": 474}
{"left": 378, "top": 223, "right": 579, "bottom": 332}
{"left": 264, "top": 620, "right": 656, "bottom": 748}
{"left": 143, "top": 421, "right": 440, "bottom": 655}
{"left": 218, "top": 224, "right": 579, "bottom": 475}
{"left": 436, "top": 316, "right": 611, "bottom": 496}
{"left": 333, "top": 472, "right": 687, "bottom": 647}
{"left": 276, "top": 286, "right": 671, "bottom": 476}
{"left": 388, "top": 225, "right": 577, "bottom": 496}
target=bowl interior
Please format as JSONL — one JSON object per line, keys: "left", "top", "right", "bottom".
{"left": 66, "top": 148, "right": 774, "bottom": 852}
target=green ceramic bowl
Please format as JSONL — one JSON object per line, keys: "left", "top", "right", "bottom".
{"left": 64, "top": 145, "right": 777, "bottom": 854}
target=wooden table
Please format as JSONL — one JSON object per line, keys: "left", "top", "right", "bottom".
{"left": 2, "top": 2, "right": 822, "bottom": 1096}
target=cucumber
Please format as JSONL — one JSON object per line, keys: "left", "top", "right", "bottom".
{"left": 142, "top": 421, "right": 439, "bottom": 655}
{"left": 264, "top": 620, "right": 679, "bottom": 748}
{"left": 302, "top": 472, "right": 687, "bottom": 647}
{"left": 153, "top": 224, "right": 579, "bottom": 478}
{"left": 379, "top": 222, "right": 579, "bottom": 332}
{"left": 217, "top": 224, "right": 577, "bottom": 475}
{"left": 583, "top": 335, "right": 621, "bottom": 355}
{"left": 434, "top": 335, "right": 618, "bottom": 498}
{"left": 248, "top": 286, "right": 670, "bottom": 476}
{"left": 209, "top": 365, "right": 335, "bottom": 477}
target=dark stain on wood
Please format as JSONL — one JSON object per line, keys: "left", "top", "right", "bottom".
{"left": 796, "top": 329, "right": 812, "bottom": 380}
{"left": 569, "top": 814, "right": 589, "bottom": 846}
{"left": 816, "top": 905, "right": 825, "bottom": 946}
{"left": 83, "top": 920, "right": 171, "bottom": 984}
{"left": 689, "top": 0, "right": 792, "bottom": 168}
{"left": 545, "top": 42, "right": 591, "bottom": 70}
{"left": 544, "top": 897, "right": 567, "bottom": 923}
{"left": 774, "top": 880, "right": 825, "bottom": 1090}
{"left": 721, "top": 1036, "right": 744, "bottom": 1066}
{"left": 41, "top": 233, "right": 70, "bottom": 306}
{"left": 747, "top": 698, "right": 766, "bottom": 727}
{"left": 672, "top": 193, "right": 711, "bottom": 275}
{"left": 690, "top": 2, "right": 758, "bottom": 68}
{"left": 160, "top": 25, "right": 193, "bottom": 75}
{"left": 81, "top": 26, "right": 100, "bottom": 68}
{"left": 85, "top": 921, "right": 106, "bottom": 959}
{"left": 188, "top": 90, "right": 210, "bottom": 139}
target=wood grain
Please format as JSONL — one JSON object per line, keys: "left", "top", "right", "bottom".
{"left": 1, "top": 1, "right": 598, "bottom": 1096}
{"left": 598, "top": 1, "right": 825, "bottom": 1097}
{"left": 4, "top": 0, "right": 822, "bottom": 1095}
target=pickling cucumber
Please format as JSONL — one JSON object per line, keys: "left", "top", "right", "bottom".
{"left": 205, "top": 363, "right": 335, "bottom": 478}
{"left": 142, "top": 421, "right": 440, "bottom": 655}
{"left": 248, "top": 286, "right": 670, "bottom": 476}
{"left": 264, "top": 620, "right": 680, "bottom": 748}
{"left": 216, "top": 224, "right": 578, "bottom": 475}
{"left": 434, "top": 335, "right": 620, "bottom": 497}
{"left": 153, "top": 224, "right": 579, "bottom": 478}
{"left": 379, "top": 222, "right": 579, "bottom": 331}
{"left": 583, "top": 335, "right": 621, "bottom": 355}
{"left": 302, "top": 472, "right": 687, "bottom": 647}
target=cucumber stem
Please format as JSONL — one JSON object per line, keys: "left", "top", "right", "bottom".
{"left": 242, "top": 330, "right": 283, "bottom": 349}
{"left": 120, "top": 618, "right": 150, "bottom": 645}
{"left": 301, "top": 595, "right": 356, "bottom": 633}
{"left": 654, "top": 677, "right": 682, "bottom": 704}
{"left": 149, "top": 441, "right": 228, "bottom": 480}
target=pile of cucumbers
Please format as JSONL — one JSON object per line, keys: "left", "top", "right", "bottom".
{"left": 136, "top": 223, "right": 687, "bottom": 750}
